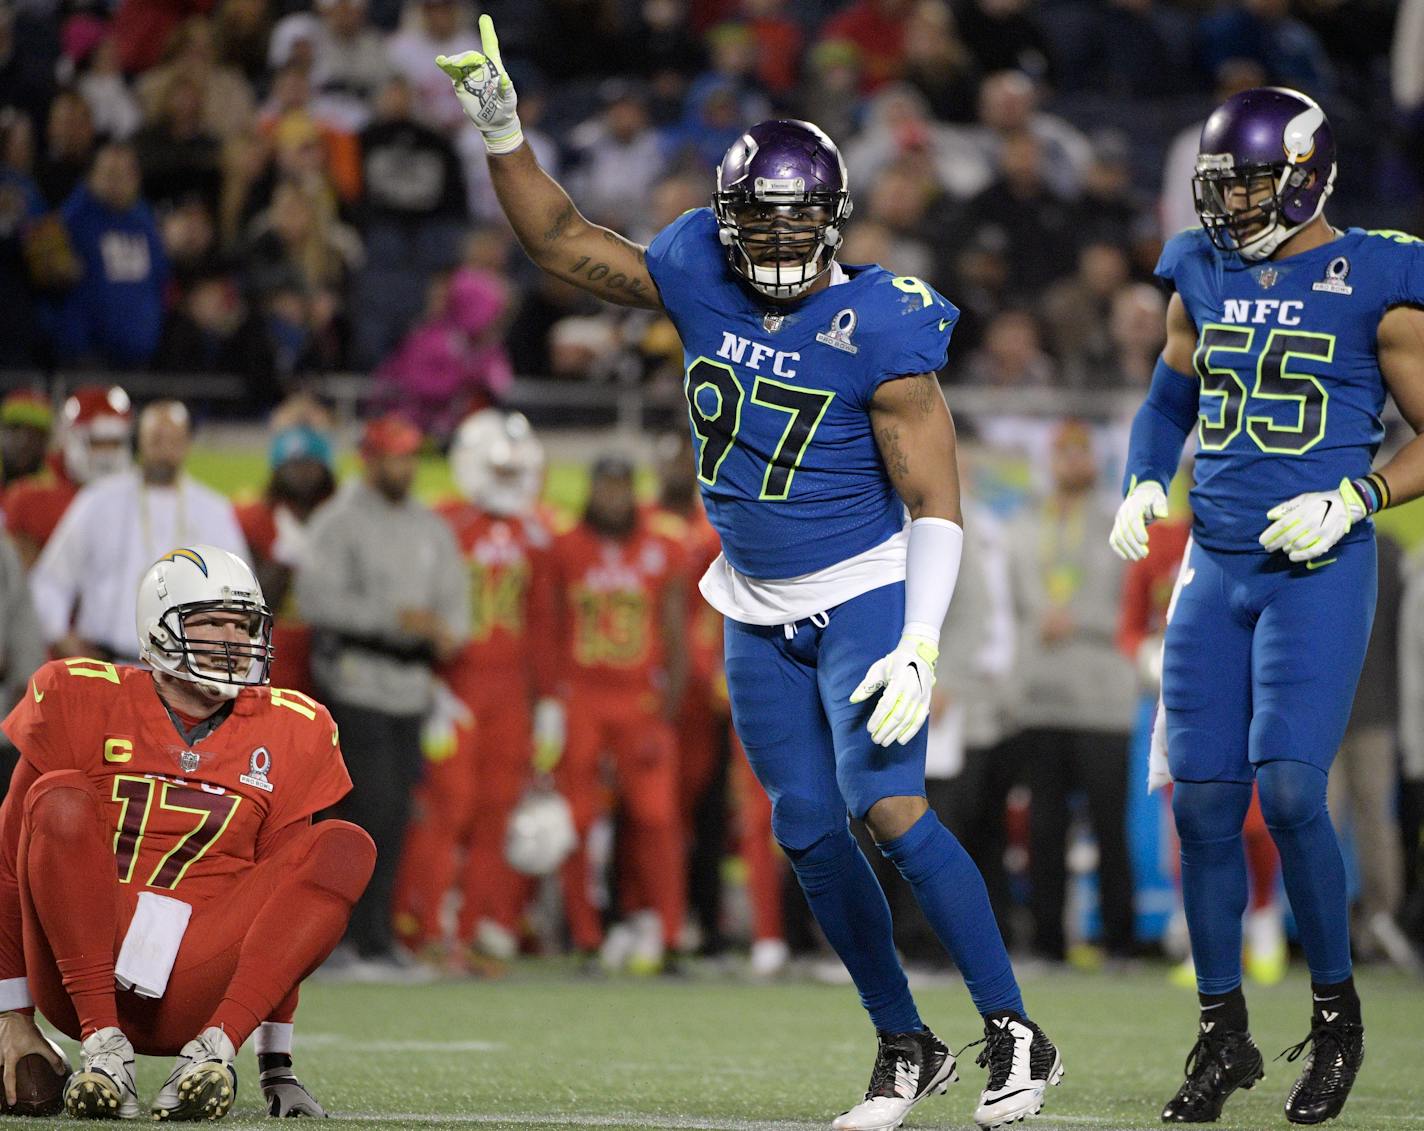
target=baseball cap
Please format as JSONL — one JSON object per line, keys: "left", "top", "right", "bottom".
{"left": 1, "top": 390, "right": 54, "bottom": 432}
{"left": 269, "top": 425, "right": 334, "bottom": 469}
{"left": 360, "top": 414, "right": 423, "bottom": 458}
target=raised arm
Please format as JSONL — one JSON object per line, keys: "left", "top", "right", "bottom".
{"left": 437, "top": 17, "right": 662, "bottom": 311}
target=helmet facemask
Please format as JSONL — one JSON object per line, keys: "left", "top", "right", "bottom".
{"left": 1193, "top": 153, "right": 1335, "bottom": 262}
{"left": 146, "top": 599, "right": 274, "bottom": 700}
{"left": 714, "top": 178, "right": 851, "bottom": 300}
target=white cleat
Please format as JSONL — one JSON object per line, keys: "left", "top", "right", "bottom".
{"left": 151, "top": 1026, "right": 238, "bottom": 1121}
{"left": 831, "top": 1028, "right": 957, "bottom": 1131}
{"left": 65, "top": 1026, "right": 142, "bottom": 1120}
{"left": 749, "top": 937, "right": 790, "bottom": 978}
{"left": 972, "top": 1015, "right": 1065, "bottom": 1130}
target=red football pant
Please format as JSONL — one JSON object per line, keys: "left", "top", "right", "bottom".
{"left": 395, "top": 688, "right": 533, "bottom": 946}
{"left": 675, "top": 683, "right": 723, "bottom": 828}
{"left": 19, "top": 771, "right": 374, "bottom": 1055}
{"left": 733, "top": 733, "right": 784, "bottom": 943}
{"left": 557, "top": 684, "right": 684, "bottom": 951}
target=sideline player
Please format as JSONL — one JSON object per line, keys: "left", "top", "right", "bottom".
{"left": 0, "top": 545, "right": 373, "bottom": 1119}
{"left": 437, "top": 20, "right": 1062, "bottom": 1129}
{"left": 1111, "top": 87, "right": 1424, "bottom": 1123}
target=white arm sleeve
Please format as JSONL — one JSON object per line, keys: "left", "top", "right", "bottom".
{"left": 902, "top": 516, "right": 964, "bottom": 643}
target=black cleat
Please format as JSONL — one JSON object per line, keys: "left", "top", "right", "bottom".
{"left": 1161, "top": 1025, "right": 1264, "bottom": 1122}
{"left": 831, "top": 1028, "right": 958, "bottom": 1130}
{"left": 972, "top": 1014, "right": 1064, "bottom": 1129}
{"left": 1281, "top": 1017, "right": 1364, "bottom": 1124}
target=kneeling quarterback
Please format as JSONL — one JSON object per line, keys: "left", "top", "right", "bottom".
{"left": 0, "top": 545, "right": 375, "bottom": 1120}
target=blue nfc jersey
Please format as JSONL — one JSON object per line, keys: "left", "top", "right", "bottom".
{"left": 1157, "top": 226, "right": 1424, "bottom": 552}
{"left": 645, "top": 207, "right": 958, "bottom": 579}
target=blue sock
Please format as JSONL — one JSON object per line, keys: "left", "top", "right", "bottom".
{"left": 784, "top": 827, "right": 923, "bottom": 1034}
{"left": 1172, "top": 781, "right": 1252, "bottom": 994}
{"left": 879, "top": 810, "right": 1025, "bottom": 1019}
{"left": 1257, "top": 761, "right": 1352, "bottom": 984}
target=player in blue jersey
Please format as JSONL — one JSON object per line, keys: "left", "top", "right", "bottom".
{"left": 436, "top": 17, "right": 1062, "bottom": 1131}
{"left": 1112, "top": 87, "right": 1424, "bottom": 1125}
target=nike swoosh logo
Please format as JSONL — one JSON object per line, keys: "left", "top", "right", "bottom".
{"left": 1322, "top": 499, "right": 1333, "bottom": 519}
{"left": 1306, "top": 557, "right": 1337, "bottom": 570}
{"left": 1313, "top": 994, "right": 1340, "bottom": 1003}
{"left": 31, "top": 681, "right": 43, "bottom": 704}
{"left": 1201, "top": 1002, "right": 1225, "bottom": 1010}
{"left": 938, "top": 319, "right": 953, "bottom": 331}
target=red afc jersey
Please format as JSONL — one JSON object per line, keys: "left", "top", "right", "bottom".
{"left": 1, "top": 660, "right": 352, "bottom": 914}
{"left": 3, "top": 462, "right": 78, "bottom": 554}
{"left": 645, "top": 506, "right": 723, "bottom": 689}
{"left": 437, "top": 501, "right": 553, "bottom": 701}
{"left": 1116, "top": 520, "right": 1192, "bottom": 660}
{"left": 234, "top": 500, "right": 314, "bottom": 695}
{"left": 547, "top": 519, "right": 687, "bottom": 692}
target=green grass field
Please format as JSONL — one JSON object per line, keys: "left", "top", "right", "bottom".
{"left": 17, "top": 964, "right": 1423, "bottom": 1130}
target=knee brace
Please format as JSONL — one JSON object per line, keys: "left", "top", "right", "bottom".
{"left": 1172, "top": 780, "right": 1253, "bottom": 843}
{"left": 781, "top": 825, "right": 858, "bottom": 895}
{"left": 1256, "top": 760, "right": 1328, "bottom": 832}
{"left": 306, "top": 821, "right": 377, "bottom": 903}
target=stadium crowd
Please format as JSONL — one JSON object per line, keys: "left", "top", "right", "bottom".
{"left": 1, "top": 0, "right": 1423, "bottom": 983}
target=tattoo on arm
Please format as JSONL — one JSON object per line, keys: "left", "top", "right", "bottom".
{"left": 543, "top": 203, "right": 576, "bottom": 243}
{"left": 877, "top": 424, "right": 909, "bottom": 480}
{"left": 569, "top": 255, "right": 650, "bottom": 300}
{"left": 905, "top": 372, "right": 940, "bottom": 416}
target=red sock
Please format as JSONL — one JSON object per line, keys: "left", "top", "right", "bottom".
{"left": 206, "top": 822, "right": 374, "bottom": 1046}
{"left": 22, "top": 774, "right": 120, "bottom": 1039}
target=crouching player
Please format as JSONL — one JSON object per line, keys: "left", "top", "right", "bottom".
{"left": 0, "top": 545, "right": 374, "bottom": 1120}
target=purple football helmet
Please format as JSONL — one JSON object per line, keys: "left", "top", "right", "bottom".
{"left": 713, "top": 120, "right": 852, "bottom": 300}
{"left": 1192, "top": 86, "right": 1336, "bottom": 261}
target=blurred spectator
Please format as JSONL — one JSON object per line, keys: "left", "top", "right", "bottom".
{"left": 112, "top": 0, "right": 210, "bottom": 75}
{"left": 971, "top": 70, "right": 1093, "bottom": 201}
{"left": 0, "top": 529, "right": 44, "bottom": 785}
{"left": 629, "top": 169, "right": 707, "bottom": 248}
{"left": 4, "top": 384, "right": 132, "bottom": 568}
{"left": 155, "top": 269, "right": 278, "bottom": 397}
{"left": 1040, "top": 240, "right": 1132, "bottom": 388}
{"left": 1331, "top": 534, "right": 1419, "bottom": 969}
{"left": 797, "top": 38, "right": 864, "bottom": 146}
{"left": 235, "top": 421, "right": 337, "bottom": 695}
{"left": 547, "top": 314, "right": 624, "bottom": 382}
{"left": 0, "top": 110, "right": 46, "bottom": 366}
{"left": 386, "top": 0, "right": 475, "bottom": 134}
{"left": 255, "top": 67, "right": 362, "bottom": 204}
{"left": 213, "top": 0, "right": 271, "bottom": 88}
{"left": 1199, "top": 0, "right": 1335, "bottom": 98}
{"left": 1106, "top": 282, "right": 1166, "bottom": 387}
{"left": 1077, "top": 130, "right": 1145, "bottom": 246}
{"left": 374, "top": 263, "right": 513, "bottom": 439}
{"left": 954, "top": 130, "right": 1082, "bottom": 295}
{"left": 76, "top": 37, "right": 143, "bottom": 142}
{"left": 942, "top": 224, "right": 1011, "bottom": 359}
{"left": 132, "top": 72, "right": 223, "bottom": 213}
{"left": 845, "top": 84, "right": 991, "bottom": 202}
{"left": 45, "top": 142, "right": 168, "bottom": 368}
{"left": 858, "top": 163, "right": 936, "bottom": 281}
{"left": 567, "top": 81, "right": 666, "bottom": 232}
{"left": 299, "top": 413, "right": 469, "bottom": 976}
{"left": 955, "top": 0, "right": 1052, "bottom": 81}
{"left": 819, "top": 0, "right": 911, "bottom": 92}
{"left": 134, "top": 17, "right": 256, "bottom": 142}
{"left": 962, "top": 308, "right": 1053, "bottom": 389}
{"left": 1052, "top": 0, "right": 1193, "bottom": 100}
{"left": 35, "top": 88, "right": 95, "bottom": 207}
{"left": 31, "top": 399, "right": 248, "bottom": 663}
{"left": 671, "top": 25, "right": 772, "bottom": 169}
{"left": 0, "top": 2, "right": 58, "bottom": 127}
{"left": 0, "top": 390, "right": 51, "bottom": 490}
{"left": 1160, "top": 59, "right": 1268, "bottom": 240}
{"left": 506, "top": 272, "right": 603, "bottom": 377}
{"left": 245, "top": 177, "right": 359, "bottom": 310}
{"left": 628, "top": 0, "right": 707, "bottom": 126}
{"left": 740, "top": 0, "right": 802, "bottom": 98}
{"left": 1007, "top": 420, "right": 1136, "bottom": 962}
{"left": 161, "top": 196, "right": 222, "bottom": 283}
{"left": 270, "top": 0, "right": 393, "bottom": 133}
{"left": 901, "top": 0, "right": 980, "bottom": 124}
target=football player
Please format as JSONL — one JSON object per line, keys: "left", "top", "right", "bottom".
{"left": 437, "top": 20, "right": 1061, "bottom": 1130}
{"left": 0, "top": 545, "right": 374, "bottom": 1120}
{"left": 1111, "top": 87, "right": 1424, "bottom": 1124}
{"left": 393, "top": 409, "right": 552, "bottom": 965}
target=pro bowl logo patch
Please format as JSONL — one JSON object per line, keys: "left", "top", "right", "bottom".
{"left": 1312, "top": 256, "right": 1353, "bottom": 295}
{"left": 241, "top": 746, "right": 274, "bottom": 792}
{"left": 159, "top": 548, "right": 209, "bottom": 576}
{"left": 816, "top": 308, "right": 859, "bottom": 354}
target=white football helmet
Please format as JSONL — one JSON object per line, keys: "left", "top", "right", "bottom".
{"left": 504, "top": 788, "right": 577, "bottom": 877}
{"left": 136, "top": 545, "right": 273, "bottom": 699}
{"left": 449, "top": 410, "right": 544, "bottom": 516}
{"left": 62, "top": 384, "right": 133, "bottom": 484}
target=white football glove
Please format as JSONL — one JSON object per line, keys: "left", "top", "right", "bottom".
{"left": 1258, "top": 477, "right": 1367, "bottom": 562}
{"left": 260, "top": 1064, "right": 326, "bottom": 1117}
{"left": 532, "top": 696, "right": 566, "bottom": 774}
{"left": 435, "top": 15, "right": 523, "bottom": 154}
{"left": 1109, "top": 479, "right": 1169, "bottom": 562}
{"left": 420, "top": 680, "right": 472, "bottom": 763}
{"left": 849, "top": 632, "right": 939, "bottom": 747}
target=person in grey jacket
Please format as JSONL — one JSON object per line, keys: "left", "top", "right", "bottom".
{"left": 0, "top": 530, "right": 45, "bottom": 792}
{"left": 297, "top": 414, "right": 469, "bottom": 975}
{"left": 1007, "top": 420, "right": 1138, "bottom": 962}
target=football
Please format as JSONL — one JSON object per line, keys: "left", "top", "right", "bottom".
{"left": 2, "top": 1050, "right": 68, "bottom": 1117}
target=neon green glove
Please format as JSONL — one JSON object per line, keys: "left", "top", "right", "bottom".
{"left": 435, "top": 14, "right": 523, "bottom": 154}
{"left": 849, "top": 631, "right": 939, "bottom": 747}
{"left": 531, "top": 697, "right": 566, "bottom": 775}
{"left": 1110, "top": 478, "right": 1169, "bottom": 562}
{"left": 1258, "top": 477, "right": 1367, "bottom": 562}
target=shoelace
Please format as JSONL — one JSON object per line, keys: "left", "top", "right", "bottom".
{"left": 865, "top": 1043, "right": 914, "bottom": 1099}
{"left": 1177, "top": 1033, "right": 1233, "bottom": 1100}
{"left": 1277, "top": 1024, "right": 1351, "bottom": 1091}
{"left": 960, "top": 1029, "right": 1016, "bottom": 1090}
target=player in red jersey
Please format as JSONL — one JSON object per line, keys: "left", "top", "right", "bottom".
{"left": 0, "top": 545, "right": 373, "bottom": 1120}
{"left": 543, "top": 456, "right": 689, "bottom": 966}
{"left": 3, "top": 385, "right": 132, "bottom": 569}
{"left": 394, "top": 409, "right": 553, "bottom": 964}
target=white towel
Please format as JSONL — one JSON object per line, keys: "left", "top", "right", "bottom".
{"left": 1147, "top": 535, "right": 1196, "bottom": 794}
{"left": 115, "top": 892, "right": 192, "bottom": 998}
